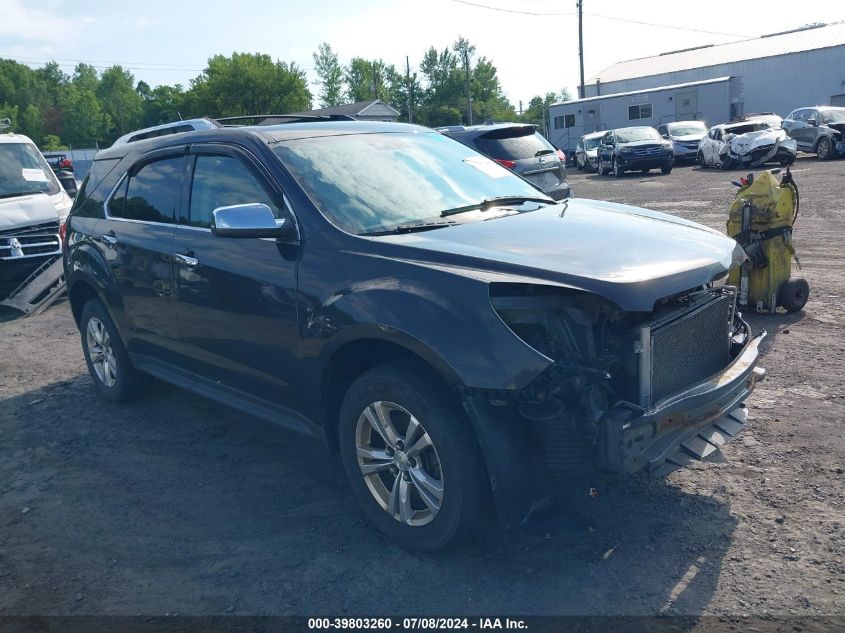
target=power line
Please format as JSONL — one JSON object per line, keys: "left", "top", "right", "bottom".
{"left": 447, "top": 0, "right": 753, "bottom": 38}
{"left": 587, "top": 12, "right": 752, "bottom": 38}
{"left": 449, "top": 0, "right": 574, "bottom": 16}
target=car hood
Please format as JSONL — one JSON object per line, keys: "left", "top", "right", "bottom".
{"left": 376, "top": 199, "right": 744, "bottom": 312}
{"left": 619, "top": 139, "right": 664, "bottom": 148}
{"left": 727, "top": 128, "right": 789, "bottom": 154}
{"left": 0, "top": 191, "right": 69, "bottom": 231}
{"left": 585, "top": 149, "right": 598, "bottom": 158}
{"left": 671, "top": 133, "right": 705, "bottom": 142}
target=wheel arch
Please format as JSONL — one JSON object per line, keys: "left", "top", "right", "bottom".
{"left": 67, "top": 279, "right": 102, "bottom": 327}
{"left": 320, "top": 335, "right": 464, "bottom": 455}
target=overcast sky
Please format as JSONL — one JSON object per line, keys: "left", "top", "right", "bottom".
{"left": 3, "top": 0, "right": 843, "bottom": 109}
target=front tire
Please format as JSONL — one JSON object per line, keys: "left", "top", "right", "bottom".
{"left": 338, "top": 360, "right": 489, "bottom": 551}
{"left": 661, "top": 163, "right": 673, "bottom": 175}
{"left": 80, "top": 299, "right": 150, "bottom": 402}
{"left": 816, "top": 136, "right": 833, "bottom": 161}
{"left": 613, "top": 159, "right": 624, "bottom": 178}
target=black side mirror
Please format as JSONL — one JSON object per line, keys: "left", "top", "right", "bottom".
{"left": 808, "top": 118, "right": 818, "bottom": 127}
{"left": 211, "top": 203, "right": 296, "bottom": 240}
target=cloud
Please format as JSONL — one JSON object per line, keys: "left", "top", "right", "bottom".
{"left": 0, "top": 0, "right": 93, "bottom": 42}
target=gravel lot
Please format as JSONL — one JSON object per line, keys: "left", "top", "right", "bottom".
{"left": 1, "top": 157, "right": 843, "bottom": 620}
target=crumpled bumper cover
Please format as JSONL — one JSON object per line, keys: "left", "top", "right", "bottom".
{"left": 600, "top": 331, "right": 766, "bottom": 477}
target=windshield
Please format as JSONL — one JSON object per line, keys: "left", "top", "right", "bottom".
{"left": 615, "top": 127, "right": 661, "bottom": 143}
{"left": 273, "top": 132, "right": 549, "bottom": 235}
{"left": 821, "top": 108, "right": 845, "bottom": 124}
{"left": 667, "top": 122, "right": 706, "bottom": 136}
{"left": 0, "top": 142, "right": 61, "bottom": 198}
{"left": 584, "top": 137, "right": 602, "bottom": 150}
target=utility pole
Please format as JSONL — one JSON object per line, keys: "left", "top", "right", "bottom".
{"left": 519, "top": 100, "right": 523, "bottom": 116}
{"left": 406, "top": 56, "right": 413, "bottom": 123}
{"left": 463, "top": 53, "right": 473, "bottom": 125}
{"left": 577, "top": 0, "right": 585, "bottom": 99}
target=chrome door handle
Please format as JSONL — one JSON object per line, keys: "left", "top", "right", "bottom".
{"left": 173, "top": 252, "right": 198, "bottom": 267}
{"left": 101, "top": 231, "right": 118, "bottom": 245}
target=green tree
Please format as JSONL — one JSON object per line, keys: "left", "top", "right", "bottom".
{"left": 186, "top": 52, "right": 311, "bottom": 117}
{"left": 98, "top": 66, "right": 143, "bottom": 139}
{"left": 313, "top": 42, "right": 344, "bottom": 108}
{"left": 71, "top": 63, "right": 99, "bottom": 93}
{"left": 42, "top": 134, "right": 68, "bottom": 151}
{"left": 345, "top": 58, "right": 393, "bottom": 103}
{"left": 19, "top": 104, "right": 44, "bottom": 142}
{"left": 61, "top": 86, "right": 110, "bottom": 147}
{"left": 138, "top": 83, "right": 185, "bottom": 127}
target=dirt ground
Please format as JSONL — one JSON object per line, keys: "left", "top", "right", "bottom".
{"left": 0, "top": 157, "right": 843, "bottom": 621}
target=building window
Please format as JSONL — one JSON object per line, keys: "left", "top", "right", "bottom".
{"left": 553, "top": 114, "right": 576, "bottom": 129}
{"left": 628, "top": 104, "right": 652, "bottom": 120}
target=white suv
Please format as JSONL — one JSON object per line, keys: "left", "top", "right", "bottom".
{"left": 0, "top": 119, "right": 73, "bottom": 297}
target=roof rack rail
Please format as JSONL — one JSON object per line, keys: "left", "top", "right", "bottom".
{"left": 0, "top": 118, "right": 12, "bottom": 132}
{"left": 215, "top": 114, "right": 356, "bottom": 126}
{"left": 112, "top": 117, "right": 220, "bottom": 146}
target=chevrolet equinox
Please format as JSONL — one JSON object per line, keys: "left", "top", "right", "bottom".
{"left": 64, "top": 118, "right": 765, "bottom": 550}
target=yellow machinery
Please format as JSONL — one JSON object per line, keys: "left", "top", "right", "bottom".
{"left": 727, "top": 167, "right": 808, "bottom": 313}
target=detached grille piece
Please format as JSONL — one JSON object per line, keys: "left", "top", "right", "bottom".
{"left": 646, "top": 293, "right": 733, "bottom": 407}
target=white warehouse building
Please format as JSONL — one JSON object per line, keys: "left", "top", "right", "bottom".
{"left": 548, "top": 22, "right": 845, "bottom": 154}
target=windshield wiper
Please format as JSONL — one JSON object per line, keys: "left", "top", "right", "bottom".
{"left": 361, "top": 220, "right": 457, "bottom": 236}
{"left": 440, "top": 196, "right": 553, "bottom": 217}
{"left": 535, "top": 149, "right": 555, "bottom": 156}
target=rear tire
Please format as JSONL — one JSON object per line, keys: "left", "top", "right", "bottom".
{"left": 815, "top": 136, "right": 833, "bottom": 161}
{"left": 778, "top": 278, "right": 809, "bottom": 312}
{"left": 338, "top": 360, "right": 489, "bottom": 551}
{"left": 79, "top": 299, "right": 150, "bottom": 402}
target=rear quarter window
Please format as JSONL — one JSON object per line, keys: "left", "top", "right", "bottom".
{"left": 71, "top": 158, "right": 122, "bottom": 219}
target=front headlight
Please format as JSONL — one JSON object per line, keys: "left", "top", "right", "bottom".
{"left": 663, "top": 142, "right": 673, "bottom": 151}
{"left": 620, "top": 146, "right": 634, "bottom": 154}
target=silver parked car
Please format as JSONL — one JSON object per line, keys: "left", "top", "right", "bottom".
{"left": 574, "top": 131, "right": 605, "bottom": 171}
{"left": 657, "top": 121, "right": 707, "bottom": 163}
{"left": 782, "top": 106, "right": 845, "bottom": 160}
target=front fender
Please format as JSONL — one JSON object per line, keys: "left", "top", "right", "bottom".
{"left": 308, "top": 269, "right": 551, "bottom": 392}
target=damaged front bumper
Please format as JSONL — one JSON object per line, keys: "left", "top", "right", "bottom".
{"left": 600, "top": 330, "right": 766, "bottom": 477}
{"left": 463, "top": 320, "right": 766, "bottom": 527}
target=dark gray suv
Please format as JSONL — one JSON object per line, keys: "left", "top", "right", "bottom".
{"left": 782, "top": 107, "right": 845, "bottom": 160}
{"left": 64, "top": 117, "right": 764, "bottom": 551}
{"left": 438, "top": 123, "right": 571, "bottom": 200}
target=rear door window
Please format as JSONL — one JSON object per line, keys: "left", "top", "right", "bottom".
{"left": 109, "top": 156, "right": 184, "bottom": 223}
{"left": 475, "top": 130, "right": 554, "bottom": 160}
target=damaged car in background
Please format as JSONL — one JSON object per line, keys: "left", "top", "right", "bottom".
{"left": 782, "top": 106, "right": 845, "bottom": 160}
{"left": 698, "top": 113, "right": 797, "bottom": 169}
{"left": 64, "top": 119, "right": 766, "bottom": 551}
{"left": 0, "top": 119, "right": 73, "bottom": 299}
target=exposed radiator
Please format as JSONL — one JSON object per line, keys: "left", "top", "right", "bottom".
{"left": 639, "top": 292, "right": 734, "bottom": 408}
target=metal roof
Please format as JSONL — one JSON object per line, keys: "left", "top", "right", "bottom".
{"left": 551, "top": 76, "right": 731, "bottom": 107}
{"left": 588, "top": 22, "right": 845, "bottom": 85}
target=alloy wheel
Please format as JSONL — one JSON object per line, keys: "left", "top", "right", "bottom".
{"left": 355, "top": 400, "right": 444, "bottom": 526}
{"left": 817, "top": 137, "right": 831, "bottom": 160}
{"left": 86, "top": 317, "right": 118, "bottom": 387}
